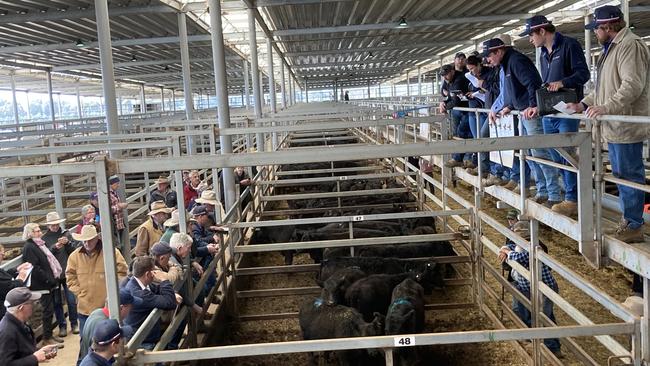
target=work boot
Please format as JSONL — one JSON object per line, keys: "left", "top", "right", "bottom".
{"left": 544, "top": 200, "right": 562, "bottom": 209}
{"left": 58, "top": 326, "right": 67, "bottom": 338}
{"left": 532, "top": 195, "right": 548, "bottom": 204}
{"left": 503, "top": 180, "right": 517, "bottom": 190}
{"left": 551, "top": 200, "right": 578, "bottom": 216}
{"left": 463, "top": 160, "right": 476, "bottom": 169}
{"left": 50, "top": 335, "right": 65, "bottom": 344}
{"left": 482, "top": 175, "right": 503, "bottom": 187}
{"left": 551, "top": 349, "right": 564, "bottom": 359}
{"left": 609, "top": 219, "right": 645, "bottom": 243}
{"left": 71, "top": 323, "right": 79, "bottom": 335}
{"left": 444, "top": 159, "right": 463, "bottom": 168}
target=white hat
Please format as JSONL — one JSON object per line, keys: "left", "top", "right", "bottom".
{"left": 71, "top": 225, "right": 99, "bottom": 241}
{"left": 163, "top": 209, "right": 194, "bottom": 227}
{"left": 44, "top": 211, "right": 66, "bottom": 225}
{"left": 195, "top": 190, "right": 220, "bottom": 206}
{"left": 155, "top": 175, "right": 170, "bottom": 185}
{"left": 148, "top": 200, "right": 173, "bottom": 216}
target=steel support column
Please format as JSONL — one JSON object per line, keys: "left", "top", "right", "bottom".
{"left": 243, "top": 61, "right": 250, "bottom": 110}
{"left": 9, "top": 72, "right": 19, "bottom": 131}
{"left": 172, "top": 89, "right": 176, "bottom": 112}
{"left": 208, "top": 0, "right": 236, "bottom": 210}
{"left": 139, "top": 84, "right": 146, "bottom": 113}
{"left": 179, "top": 12, "right": 195, "bottom": 154}
{"left": 280, "top": 63, "right": 287, "bottom": 108}
{"left": 267, "top": 38, "right": 276, "bottom": 114}
{"left": 406, "top": 70, "right": 410, "bottom": 96}
{"left": 160, "top": 87, "right": 165, "bottom": 112}
{"left": 622, "top": 0, "right": 630, "bottom": 23}
{"left": 46, "top": 70, "right": 56, "bottom": 127}
{"left": 94, "top": 0, "right": 120, "bottom": 149}
{"left": 118, "top": 95, "right": 123, "bottom": 115}
{"left": 248, "top": 8, "right": 263, "bottom": 154}
{"left": 76, "top": 82, "right": 83, "bottom": 118}
{"left": 417, "top": 66, "right": 422, "bottom": 95}
{"left": 304, "top": 78, "right": 309, "bottom": 103}
{"left": 367, "top": 80, "right": 370, "bottom": 99}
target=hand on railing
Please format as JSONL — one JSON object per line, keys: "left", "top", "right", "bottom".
{"left": 522, "top": 107, "right": 538, "bottom": 120}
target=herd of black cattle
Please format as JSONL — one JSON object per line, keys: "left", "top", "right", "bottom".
{"left": 249, "top": 161, "right": 458, "bottom": 366}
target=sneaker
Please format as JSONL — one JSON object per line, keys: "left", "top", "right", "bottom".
{"left": 41, "top": 337, "right": 64, "bottom": 348}
{"left": 482, "top": 175, "right": 503, "bottom": 187}
{"left": 71, "top": 323, "right": 79, "bottom": 335}
{"left": 444, "top": 159, "right": 463, "bottom": 168}
{"left": 58, "top": 326, "right": 67, "bottom": 338}
{"left": 463, "top": 160, "right": 476, "bottom": 169}
{"left": 551, "top": 200, "right": 578, "bottom": 216}
{"left": 503, "top": 180, "right": 517, "bottom": 190}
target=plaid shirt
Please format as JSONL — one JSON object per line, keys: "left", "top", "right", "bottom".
{"left": 109, "top": 189, "right": 126, "bottom": 231}
{"left": 506, "top": 243, "right": 558, "bottom": 293}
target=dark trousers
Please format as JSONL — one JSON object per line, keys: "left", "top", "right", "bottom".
{"left": 39, "top": 292, "right": 55, "bottom": 338}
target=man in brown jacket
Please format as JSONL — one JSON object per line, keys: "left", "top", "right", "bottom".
{"left": 568, "top": 5, "right": 650, "bottom": 243}
{"left": 134, "top": 201, "right": 173, "bottom": 257}
{"left": 66, "top": 225, "right": 128, "bottom": 335}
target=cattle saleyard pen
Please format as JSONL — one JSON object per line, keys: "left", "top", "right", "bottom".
{"left": 3, "top": 1, "right": 650, "bottom": 365}
{"left": 1, "top": 102, "right": 648, "bottom": 366}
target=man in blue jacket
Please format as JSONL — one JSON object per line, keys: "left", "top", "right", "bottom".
{"left": 484, "top": 38, "right": 555, "bottom": 203}
{"left": 521, "top": 15, "right": 591, "bottom": 215}
{"left": 123, "top": 256, "right": 178, "bottom": 350}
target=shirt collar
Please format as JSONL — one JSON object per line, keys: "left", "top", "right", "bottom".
{"left": 134, "top": 277, "right": 150, "bottom": 291}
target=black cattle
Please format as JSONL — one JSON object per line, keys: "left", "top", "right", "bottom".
{"left": 299, "top": 298, "right": 385, "bottom": 366}
{"left": 318, "top": 266, "right": 367, "bottom": 306}
{"left": 345, "top": 272, "right": 417, "bottom": 322}
{"left": 250, "top": 225, "right": 300, "bottom": 265}
{"left": 386, "top": 279, "right": 425, "bottom": 366}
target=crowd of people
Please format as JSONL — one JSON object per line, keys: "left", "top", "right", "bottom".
{"left": 0, "top": 166, "right": 248, "bottom": 365}
{"left": 438, "top": 5, "right": 649, "bottom": 248}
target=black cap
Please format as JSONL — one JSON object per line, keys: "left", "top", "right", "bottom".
{"left": 191, "top": 204, "right": 208, "bottom": 217}
{"left": 93, "top": 319, "right": 123, "bottom": 345}
{"left": 4, "top": 287, "right": 41, "bottom": 308}
{"left": 482, "top": 38, "right": 507, "bottom": 57}
{"left": 454, "top": 52, "right": 466, "bottom": 59}
{"left": 439, "top": 64, "right": 454, "bottom": 76}
{"left": 519, "top": 15, "right": 552, "bottom": 37}
{"left": 585, "top": 5, "right": 624, "bottom": 30}
{"left": 150, "top": 242, "right": 173, "bottom": 256}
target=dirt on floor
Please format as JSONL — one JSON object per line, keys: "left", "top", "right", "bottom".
{"left": 211, "top": 169, "right": 638, "bottom": 366}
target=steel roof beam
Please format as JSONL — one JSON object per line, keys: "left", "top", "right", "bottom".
{"left": 50, "top": 56, "right": 245, "bottom": 72}
{"left": 257, "top": 0, "right": 357, "bottom": 6}
{"left": 284, "top": 40, "right": 474, "bottom": 57}
{"left": 273, "top": 13, "right": 531, "bottom": 36}
{"left": 0, "top": 5, "right": 176, "bottom": 25}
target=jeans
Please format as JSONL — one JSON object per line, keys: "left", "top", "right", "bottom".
{"left": 520, "top": 117, "right": 561, "bottom": 201}
{"left": 542, "top": 117, "right": 578, "bottom": 201}
{"left": 78, "top": 313, "right": 89, "bottom": 336}
{"left": 451, "top": 110, "right": 472, "bottom": 162}
{"left": 608, "top": 142, "right": 646, "bottom": 229}
{"left": 53, "top": 283, "right": 78, "bottom": 328}
{"left": 512, "top": 287, "right": 561, "bottom": 352}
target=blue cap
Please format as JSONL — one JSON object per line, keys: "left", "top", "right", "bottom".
{"left": 119, "top": 289, "right": 143, "bottom": 307}
{"left": 191, "top": 204, "right": 208, "bottom": 216}
{"left": 585, "top": 5, "right": 624, "bottom": 30}
{"left": 93, "top": 319, "right": 123, "bottom": 345}
{"left": 519, "top": 15, "right": 552, "bottom": 37}
{"left": 481, "top": 38, "right": 508, "bottom": 57}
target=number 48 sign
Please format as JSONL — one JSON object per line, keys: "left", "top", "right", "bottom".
{"left": 394, "top": 336, "right": 415, "bottom": 347}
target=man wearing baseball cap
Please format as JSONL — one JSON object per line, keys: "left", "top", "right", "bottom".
{"left": 0, "top": 287, "right": 59, "bottom": 364}
{"left": 78, "top": 289, "right": 142, "bottom": 364}
{"left": 79, "top": 319, "right": 123, "bottom": 366}
{"left": 438, "top": 62, "right": 473, "bottom": 169}
{"left": 567, "top": 5, "right": 650, "bottom": 244}
{"left": 521, "top": 15, "right": 591, "bottom": 215}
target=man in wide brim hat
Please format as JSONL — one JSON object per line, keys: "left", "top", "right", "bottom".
{"left": 43, "top": 212, "right": 66, "bottom": 226}
{"left": 135, "top": 201, "right": 173, "bottom": 257}
{"left": 71, "top": 224, "right": 99, "bottom": 242}
{"left": 151, "top": 175, "right": 177, "bottom": 209}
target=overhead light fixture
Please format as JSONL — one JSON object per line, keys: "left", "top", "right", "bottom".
{"left": 380, "top": 37, "right": 387, "bottom": 45}
{"left": 131, "top": 54, "right": 137, "bottom": 62}
{"left": 0, "top": 10, "right": 7, "bottom": 16}
{"left": 164, "top": 65, "right": 170, "bottom": 71}
{"left": 75, "top": 39, "right": 85, "bottom": 47}
{"left": 629, "top": 23, "right": 636, "bottom": 30}
{"left": 18, "top": 9, "right": 28, "bottom": 15}
{"left": 397, "top": 17, "right": 408, "bottom": 28}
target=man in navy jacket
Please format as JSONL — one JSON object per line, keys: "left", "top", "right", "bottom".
{"left": 521, "top": 15, "right": 591, "bottom": 216}
{"left": 123, "top": 256, "right": 177, "bottom": 350}
{"left": 484, "top": 38, "right": 557, "bottom": 203}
